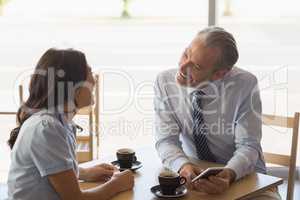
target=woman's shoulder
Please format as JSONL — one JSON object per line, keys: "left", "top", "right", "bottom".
{"left": 12, "top": 110, "right": 66, "bottom": 152}
{"left": 24, "top": 109, "right": 60, "bottom": 124}
{"left": 22, "top": 110, "right": 66, "bottom": 137}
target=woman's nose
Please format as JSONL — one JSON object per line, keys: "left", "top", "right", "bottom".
{"left": 91, "top": 76, "right": 96, "bottom": 86}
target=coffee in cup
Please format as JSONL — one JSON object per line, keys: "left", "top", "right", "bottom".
{"left": 158, "top": 170, "right": 187, "bottom": 195}
{"left": 116, "top": 148, "right": 137, "bottom": 169}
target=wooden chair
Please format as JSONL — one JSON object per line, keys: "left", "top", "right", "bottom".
{"left": 262, "top": 113, "right": 299, "bottom": 200}
{"left": 18, "top": 74, "right": 100, "bottom": 163}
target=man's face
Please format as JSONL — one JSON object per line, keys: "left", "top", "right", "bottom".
{"left": 176, "top": 36, "right": 221, "bottom": 88}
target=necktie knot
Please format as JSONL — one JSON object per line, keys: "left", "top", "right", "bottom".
{"left": 192, "top": 90, "right": 205, "bottom": 112}
{"left": 192, "top": 90, "right": 205, "bottom": 99}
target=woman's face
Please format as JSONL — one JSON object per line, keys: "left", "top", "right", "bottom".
{"left": 74, "top": 66, "right": 96, "bottom": 109}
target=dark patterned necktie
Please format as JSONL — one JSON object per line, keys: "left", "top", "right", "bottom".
{"left": 192, "top": 90, "right": 215, "bottom": 162}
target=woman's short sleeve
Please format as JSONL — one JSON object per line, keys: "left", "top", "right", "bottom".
{"left": 30, "top": 117, "right": 74, "bottom": 177}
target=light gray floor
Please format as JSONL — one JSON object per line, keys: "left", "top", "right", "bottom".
{"left": 279, "top": 181, "right": 300, "bottom": 200}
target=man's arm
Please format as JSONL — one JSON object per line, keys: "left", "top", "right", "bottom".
{"left": 154, "top": 73, "right": 190, "bottom": 172}
{"left": 225, "top": 76, "right": 264, "bottom": 181}
{"left": 192, "top": 76, "right": 263, "bottom": 194}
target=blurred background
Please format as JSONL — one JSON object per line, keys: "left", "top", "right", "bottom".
{"left": 0, "top": 0, "right": 300, "bottom": 198}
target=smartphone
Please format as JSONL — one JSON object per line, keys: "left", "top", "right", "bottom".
{"left": 191, "top": 167, "right": 224, "bottom": 183}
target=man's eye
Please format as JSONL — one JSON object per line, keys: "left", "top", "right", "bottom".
{"left": 183, "top": 52, "right": 188, "bottom": 58}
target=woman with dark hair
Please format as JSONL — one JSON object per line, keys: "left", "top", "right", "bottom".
{"left": 7, "top": 48, "right": 134, "bottom": 200}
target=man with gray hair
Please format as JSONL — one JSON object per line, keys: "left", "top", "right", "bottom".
{"left": 154, "top": 26, "right": 281, "bottom": 199}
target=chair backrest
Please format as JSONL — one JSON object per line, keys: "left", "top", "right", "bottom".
{"left": 75, "top": 74, "right": 100, "bottom": 162}
{"left": 18, "top": 74, "right": 100, "bottom": 163}
{"left": 262, "top": 113, "right": 299, "bottom": 200}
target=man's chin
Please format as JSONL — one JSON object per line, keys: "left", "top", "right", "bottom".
{"left": 175, "top": 74, "right": 198, "bottom": 88}
{"left": 176, "top": 78, "right": 193, "bottom": 88}
{"left": 176, "top": 76, "right": 186, "bottom": 85}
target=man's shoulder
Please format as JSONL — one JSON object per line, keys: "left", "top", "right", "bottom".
{"left": 154, "top": 68, "right": 184, "bottom": 97}
{"left": 155, "top": 68, "right": 177, "bottom": 85}
{"left": 226, "top": 67, "right": 258, "bottom": 86}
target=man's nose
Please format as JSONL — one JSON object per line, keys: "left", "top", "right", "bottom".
{"left": 180, "top": 60, "right": 192, "bottom": 75}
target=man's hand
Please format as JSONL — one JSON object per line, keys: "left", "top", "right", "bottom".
{"left": 179, "top": 163, "right": 203, "bottom": 189}
{"left": 79, "top": 163, "right": 117, "bottom": 182}
{"left": 193, "top": 168, "right": 236, "bottom": 194}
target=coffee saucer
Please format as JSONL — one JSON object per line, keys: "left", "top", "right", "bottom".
{"left": 150, "top": 185, "right": 188, "bottom": 198}
{"left": 111, "top": 160, "right": 142, "bottom": 172}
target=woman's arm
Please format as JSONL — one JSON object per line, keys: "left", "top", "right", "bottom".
{"left": 79, "top": 163, "right": 116, "bottom": 182}
{"left": 48, "top": 169, "right": 134, "bottom": 200}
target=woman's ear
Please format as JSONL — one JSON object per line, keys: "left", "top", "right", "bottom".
{"left": 72, "top": 87, "right": 81, "bottom": 110}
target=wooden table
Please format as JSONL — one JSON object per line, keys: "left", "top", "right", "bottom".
{"left": 79, "top": 147, "right": 283, "bottom": 200}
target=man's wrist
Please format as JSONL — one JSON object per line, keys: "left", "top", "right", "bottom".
{"left": 170, "top": 157, "right": 191, "bottom": 173}
{"left": 179, "top": 162, "right": 194, "bottom": 173}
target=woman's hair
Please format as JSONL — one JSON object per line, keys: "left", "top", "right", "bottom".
{"left": 8, "top": 48, "right": 88, "bottom": 149}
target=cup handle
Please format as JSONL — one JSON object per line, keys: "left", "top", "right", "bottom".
{"left": 133, "top": 156, "right": 137, "bottom": 162}
{"left": 179, "top": 176, "right": 187, "bottom": 185}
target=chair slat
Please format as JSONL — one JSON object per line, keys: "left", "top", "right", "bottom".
{"left": 262, "top": 112, "right": 299, "bottom": 200}
{"left": 77, "top": 136, "right": 90, "bottom": 142}
{"left": 263, "top": 152, "right": 290, "bottom": 167}
{"left": 77, "top": 106, "right": 92, "bottom": 115}
{"left": 0, "top": 112, "right": 17, "bottom": 115}
{"left": 262, "top": 114, "right": 294, "bottom": 128}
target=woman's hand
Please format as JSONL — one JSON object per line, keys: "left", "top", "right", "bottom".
{"left": 110, "top": 170, "right": 135, "bottom": 193}
{"left": 80, "top": 163, "right": 117, "bottom": 182}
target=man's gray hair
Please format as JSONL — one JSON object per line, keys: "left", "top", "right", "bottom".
{"left": 198, "top": 26, "right": 239, "bottom": 70}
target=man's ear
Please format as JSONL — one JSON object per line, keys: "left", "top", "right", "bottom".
{"left": 211, "top": 68, "right": 230, "bottom": 81}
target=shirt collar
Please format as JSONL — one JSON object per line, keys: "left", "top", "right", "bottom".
{"left": 37, "top": 108, "right": 75, "bottom": 131}
{"left": 186, "top": 68, "right": 232, "bottom": 98}
{"left": 186, "top": 78, "right": 222, "bottom": 99}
